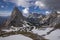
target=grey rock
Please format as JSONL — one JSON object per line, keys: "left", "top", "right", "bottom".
{"left": 4, "top": 7, "right": 24, "bottom": 27}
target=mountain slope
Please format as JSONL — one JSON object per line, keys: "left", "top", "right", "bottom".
{"left": 4, "top": 7, "right": 24, "bottom": 27}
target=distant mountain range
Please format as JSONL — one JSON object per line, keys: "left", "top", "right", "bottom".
{"left": 0, "top": 16, "right": 9, "bottom": 26}
{"left": 0, "top": 7, "right": 60, "bottom": 30}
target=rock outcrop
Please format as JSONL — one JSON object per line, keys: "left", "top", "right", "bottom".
{"left": 4, "top": 7, "right": 24, "bottom": 27}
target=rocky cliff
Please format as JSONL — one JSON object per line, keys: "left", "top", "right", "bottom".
{"left": 4, "top": 7, "right": 24, "bottom": 27}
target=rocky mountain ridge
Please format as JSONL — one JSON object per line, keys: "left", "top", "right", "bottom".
{"left": 0, "top": 7, "right": 60, "bottom": 31}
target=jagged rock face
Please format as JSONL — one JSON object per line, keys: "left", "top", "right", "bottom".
{"left": 41, "top": 12, "right": 58, "bottom": 25}
{"left": 5, "top": 7, "right": 24, "bottom": 27}
{"left": 42, "top": 12, "right": 60, "bottom": 28}
{"left": 49, "top": 14, "right": 60, "bottom": 28}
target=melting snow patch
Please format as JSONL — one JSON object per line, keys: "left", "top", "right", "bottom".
{"left": 32, "top": 28, "right": 60, "bottom": 40}
{"left": 44, "top": 29, "right": 60, "bottom": 40}
{"left": 2, "top": 27, "right": 20, "bottom": 32}
{"left": 0, "top": 34, "right": 32, "bottom": 40}
{"left": 32, "top": 28, "right": 53, "bottom": 35}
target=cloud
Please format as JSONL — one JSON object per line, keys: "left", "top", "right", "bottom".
{"left": 23, "top": 8, "right": 29, "bottom": 13}
{"left": 35, "top": 1, "right": 46, "bottom": 9}
{"left": 22, "top": 8, "right": 29, "bottom": 17}
{"left": 4, "top": 0, "right": 46, "bottom": 9}
{"left": 4, "top": 0, "right": 60, "bottom": 10}
{"left": 35, "top": 0, "right": 60, "bottom": 10}
{"left": 1, "top": 5, "right": 4, "bottom": 8}
{"left": 57, "top": 11, "right": 60, "bottom": 13}
{"left": 0, "top": 11, "right": 11, "bottom": 16}
{"left": 45, "top": 11, "right": 51, "bottom": 15}
{"left": 5, "top": 0, "right": 33, "bottom": 8}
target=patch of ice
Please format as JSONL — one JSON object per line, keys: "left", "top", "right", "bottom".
{"left": 0, "top": 34, "right": 32, "bottom": 40}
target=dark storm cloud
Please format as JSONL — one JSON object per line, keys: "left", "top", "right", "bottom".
{"left": 44, "top": 0, "right": 60, "bottom": 10}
